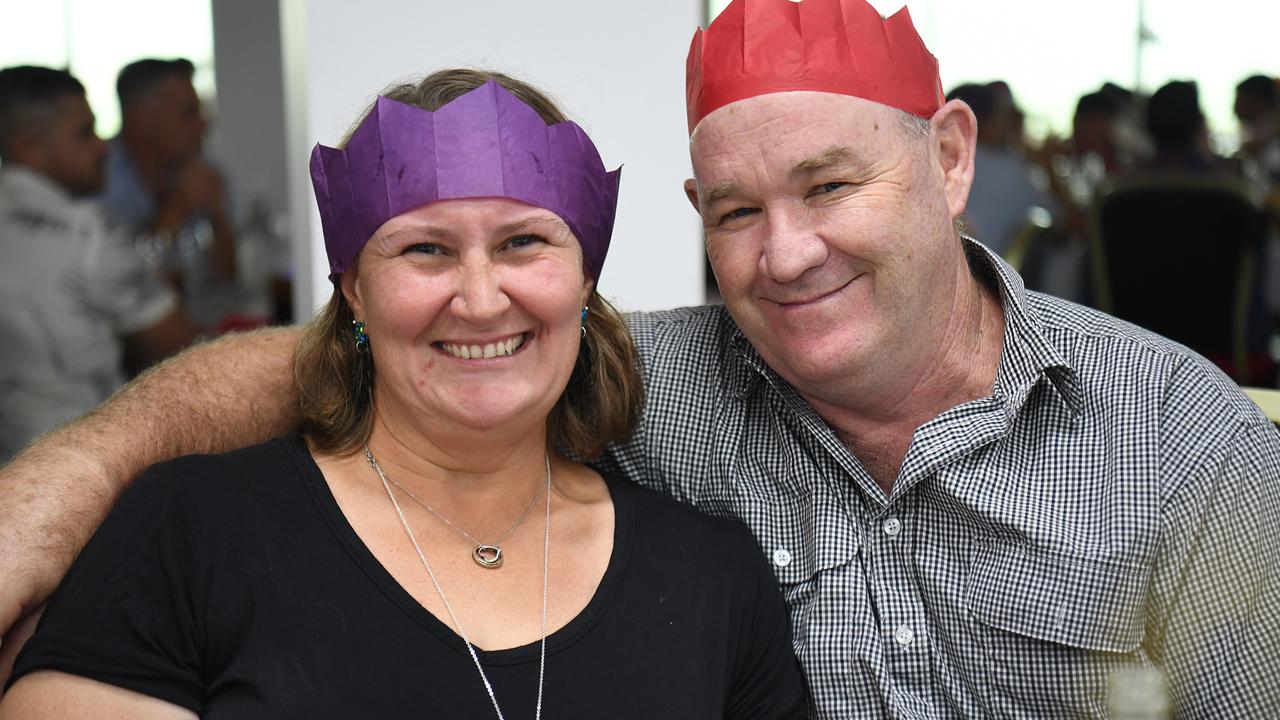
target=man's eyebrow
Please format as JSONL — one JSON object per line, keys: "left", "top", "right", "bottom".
{"left": 703, "top": 181, "right": 745, "bottom": 206}
{"left": 789, "top": 146, "right": 854, "bottom": 180}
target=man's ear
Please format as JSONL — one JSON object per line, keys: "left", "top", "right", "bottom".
{"left": 930, "top": 99, "right": 978, "bottom": 220}
{"left": 683, "top": 178, "right": 701, "bottom": 215}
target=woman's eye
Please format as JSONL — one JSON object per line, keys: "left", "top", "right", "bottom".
{"left": 507, "top": 234, "right": 546, "bottom": 249}
{"left": 405, "top": 243, "right": 442, "bottom": 255}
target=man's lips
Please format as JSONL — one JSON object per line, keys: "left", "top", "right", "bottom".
{"left": 767, "top": 274, "right": 862, "bottom": 307}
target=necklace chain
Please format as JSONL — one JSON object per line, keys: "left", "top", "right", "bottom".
{"left": 364, "top": 446, "right": 550, "bottom": 720}
{"left": 378, "top": 458, "right": 547, "bottom": 568}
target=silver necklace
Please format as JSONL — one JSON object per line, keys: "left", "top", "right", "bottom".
{"left": 367, "top": 449, "right": 548, "bottom": 569}
{"left": 365, "top": 446, "right": 551, "bottom": 720}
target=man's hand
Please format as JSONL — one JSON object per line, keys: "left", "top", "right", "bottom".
{"left": 152, "top": 159, "right": 229, "bottom": 235}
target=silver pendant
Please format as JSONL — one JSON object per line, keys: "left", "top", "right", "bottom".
{"left": 473, "top": 544, "right": 504, "bottom": 569}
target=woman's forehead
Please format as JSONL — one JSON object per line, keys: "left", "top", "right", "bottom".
{"left": 383, "top": 197, "right": 573, "bottom": 236}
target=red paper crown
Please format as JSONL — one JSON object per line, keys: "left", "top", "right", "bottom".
{"left": 686, "top": 0, "right": 945, "bottom": 133}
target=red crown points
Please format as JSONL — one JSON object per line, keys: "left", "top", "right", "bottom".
{"left": 686, "top": 0, "right": 945, "bottom": 133}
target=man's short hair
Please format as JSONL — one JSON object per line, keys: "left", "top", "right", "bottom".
{"left": 946, "top": 83, "right": 993, "bottom": 125}
{"left": 1236, "top": 74, "right": 1279, "bottom": 109}
{"left": 0, "top": 65, "right": 85, "bottom": 160}
{"left": 1146, "top": 80, "right": 1204, "bottom": 150}
{"left": 116, "top": 58, "right": 195, "bottom": 110}
{"left": 1074, "top": 91, "right": 1118, "bottom": 122}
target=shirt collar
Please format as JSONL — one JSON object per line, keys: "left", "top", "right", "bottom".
{"left": 727, "top": 235, "right": 1084, "bottom": 418}
{"left": 963, "top": 235, "right": 1084, "bottom": 419}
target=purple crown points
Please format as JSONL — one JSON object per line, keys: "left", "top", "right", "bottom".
{"left": 310, "top": 79, "right": 622, "bottom": 282}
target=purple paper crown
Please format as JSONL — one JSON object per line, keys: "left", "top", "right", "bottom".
{"left": 310, "top": 79, "right": 622, "bottom": 282}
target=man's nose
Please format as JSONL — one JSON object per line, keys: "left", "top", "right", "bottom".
{"left": 759, "top": 206, "right": 828, "bottom": 284}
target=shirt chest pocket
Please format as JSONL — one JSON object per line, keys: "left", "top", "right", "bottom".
{"left": 965, "top": 540, "right": 1151, "bottom": 717}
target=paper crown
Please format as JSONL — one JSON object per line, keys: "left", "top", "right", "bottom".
{"left": 686, "top": 0, "right": 945, "bottom": 133}
{"left": 311, "top": 80, "right": 622, "bottom": 282}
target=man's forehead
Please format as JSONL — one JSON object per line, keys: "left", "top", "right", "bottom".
{"left": 690, "top": 91, "right": 900, "bottom": 151}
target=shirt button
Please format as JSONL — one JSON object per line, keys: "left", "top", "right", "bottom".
{"left": 882, "top": 517, "right": 902, "bottom": 537}
{"left": 894, "top": 625, "right": 915, "bottom": 646}
{"left": 772, "top": 548, "right": 793, "bottom": 567}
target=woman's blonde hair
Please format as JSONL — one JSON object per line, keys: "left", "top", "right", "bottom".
{"left": 294, "top": 68, "right": 643, "bottom": 460}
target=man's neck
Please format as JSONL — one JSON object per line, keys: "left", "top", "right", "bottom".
{"left": 804, "top": 262, "right": 1006, "bottom": 496}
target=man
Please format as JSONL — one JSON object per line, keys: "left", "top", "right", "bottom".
{"left": 104, "top": 58, "right": 237, "bottom": 324}
{"left": 2, "top": 2, "right": 1277, "bottom": 716}
{"left": 0, "top": 66, "right": 199, "bottom": 463}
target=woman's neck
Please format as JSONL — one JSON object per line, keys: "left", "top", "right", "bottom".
{"left": 358, "top": 411, "right": 552, "bottom": 516}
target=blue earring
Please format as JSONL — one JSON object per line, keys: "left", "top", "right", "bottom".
{"left": 352, "top": 320, "right": 370, "bottom": 351}
{"left": 580, "top": 306, "right": 588, "bottom": 339}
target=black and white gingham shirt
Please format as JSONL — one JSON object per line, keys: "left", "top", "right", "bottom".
{"left": 602, "top": 239, "right": 1280, "bottom": 718}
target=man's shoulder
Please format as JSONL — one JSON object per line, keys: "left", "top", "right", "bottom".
{"left": 624, "top": 304, "right": 746, "bottom": 390}
{"left": 1025, "top": 291, "right": 1270, "bottom": 429}
{"left": 624, "top": 304, "right": 739, "bottom": 359}
{"left": 625, "top": 303, "right": 735, "bottom": 337}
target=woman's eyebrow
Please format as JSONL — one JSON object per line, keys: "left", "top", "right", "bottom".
{"left": 494, "top": 216, "right": 570, "bottom": 236}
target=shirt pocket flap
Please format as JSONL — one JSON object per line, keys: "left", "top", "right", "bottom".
{"left": 967, "top": 540, "right": 1147, "bottom": 653}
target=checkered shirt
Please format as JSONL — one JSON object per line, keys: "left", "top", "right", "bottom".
{"left": 600, "top": 239, "right": 1280, "bottom": 719}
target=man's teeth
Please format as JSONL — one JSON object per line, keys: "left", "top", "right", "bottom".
{"left": 441, "top": 334, "right": 525, "bottom": 359}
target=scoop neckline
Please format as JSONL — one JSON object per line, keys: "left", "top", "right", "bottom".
{"left": 285, "top": 434, "right": 633, "bottom": 667}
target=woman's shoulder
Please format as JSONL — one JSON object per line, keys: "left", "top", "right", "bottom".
{"left": 129, "top": 434, "right": 311, "bottom": 515}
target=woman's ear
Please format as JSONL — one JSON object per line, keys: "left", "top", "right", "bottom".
{"left": 339, "top": 263, "right": 364, "bottom": 319}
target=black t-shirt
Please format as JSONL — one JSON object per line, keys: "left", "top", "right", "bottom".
{"left": 11, "top": 435, "right": 807, "bottom": 718}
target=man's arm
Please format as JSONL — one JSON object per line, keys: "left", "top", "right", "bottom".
{"left": 0, "top": 325, "right": 301, "bottom": 685}
{"left": 1149, "top": 419, "right": 1280, "bottom": 717}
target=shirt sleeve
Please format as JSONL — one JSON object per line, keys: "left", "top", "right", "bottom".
{"left": 726, "top": 540, "right": 810, "bottom": 720}
{"left": 7, "top": 461, "right": 207, "bottom": 712}
{"left": 1149, "top": 420, "right": 1280, "bottom": 718}
{"left": 77, "top": 210, "right": 177, "bottom": 336}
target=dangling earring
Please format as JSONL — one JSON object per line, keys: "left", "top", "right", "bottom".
{"left": 352, "top": 320, "right": 370, "bottom": 352}
{"left": 579, "top": 306, "right": 588, "bottom": 340}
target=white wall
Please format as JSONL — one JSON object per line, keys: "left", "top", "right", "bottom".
{"left": 210, "top": 0, "right": 290, "bottom": 217}
{"left": 281, "top": 0, "right": 706, "bottom": 316}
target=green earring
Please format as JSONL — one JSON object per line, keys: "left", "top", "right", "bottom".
{"left": 352, "top": 320, "right": 369, "bottom": 351}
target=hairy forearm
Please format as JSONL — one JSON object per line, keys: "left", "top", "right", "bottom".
{"left": 0, "top": 325, "right": 302, "bottom": 616}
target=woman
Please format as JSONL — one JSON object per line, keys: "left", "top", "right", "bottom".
{"left": 0, "top": 70, "right": 806, "bottom": 718}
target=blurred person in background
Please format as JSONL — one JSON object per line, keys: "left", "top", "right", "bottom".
{"left": 1233, "top": 74, "right": 1280, "bottom": 361}
{"left": 104, "top": 58, "right": 238, "bottom": 329}
{"left": 0, "top": 66, "right": 198, "bottom": 463}
{"left": 947, "top": 81, "right": 1057, "bottom": 258}
{"left": 1234, "top": 74, "right": 1279, "bottom": 185}
{"left": 1143, "top": 80, "right": 1227, "bottom": 173}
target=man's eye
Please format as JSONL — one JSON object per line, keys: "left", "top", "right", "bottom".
{"left": 405, "top": 243, "right": 442, "bottom": 255}
{"left": 720, "top": 207, "right": 758, "bottom": 223}
{"left": 812, "top": 181, "right": 847, "bottom": 195}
